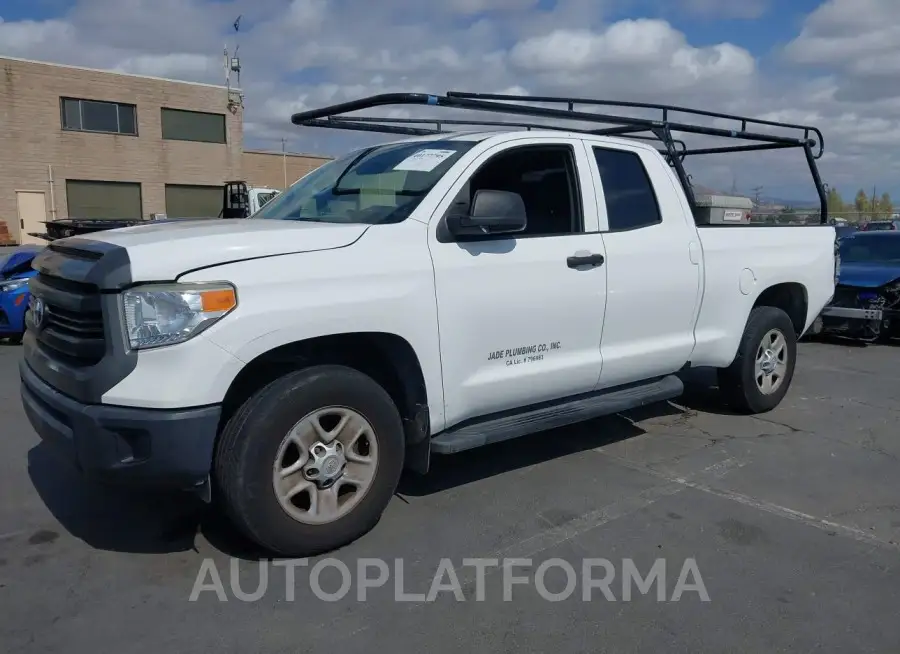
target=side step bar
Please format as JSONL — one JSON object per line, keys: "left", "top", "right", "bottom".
{"left": 431, "top": 374, "right": 684, "bottom": 455}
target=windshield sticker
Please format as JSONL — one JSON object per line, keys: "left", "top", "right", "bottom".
{"left": 393, "top": 149, "right": 458, "bottom": 172}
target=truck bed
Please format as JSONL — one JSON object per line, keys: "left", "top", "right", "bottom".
{"left": 692, "top": 224, "right": 836, "bottom": 367}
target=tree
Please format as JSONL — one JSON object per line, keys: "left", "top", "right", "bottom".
{"left": 855, "top": 189, "right": 869, "bottom": 214}
{"left": 879, "top": 192, "right": 893, "bottom": 216}
{"left": 827, "top": 188, "right": 845, "bottom": 214}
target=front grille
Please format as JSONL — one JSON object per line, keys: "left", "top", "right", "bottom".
{"left": 32, "top": 272, "right": 106, "bottom": 366}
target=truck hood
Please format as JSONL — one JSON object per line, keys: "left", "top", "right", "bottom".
{"left": 838, "top": 261, "right": 900, "bottom": 288}
{"left": 83, "top": 219, "right": 369, "bottom": 281}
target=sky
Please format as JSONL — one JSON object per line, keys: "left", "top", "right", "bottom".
{"left": 1, "top": 0, "right": 898, "bottom": 203}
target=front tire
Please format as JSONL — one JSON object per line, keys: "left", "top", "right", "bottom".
{"left": 7, "top": 310, "right": 28, "bottom": 344}
{"left": 717, "top": 306, "right": 797, "bottom": 414}
{"left": 214, "top": 364, "right": 405, "bottom": 556}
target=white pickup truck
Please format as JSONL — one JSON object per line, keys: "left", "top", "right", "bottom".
{"left": 19, "top": 92, "right": 837, "bottom": 556}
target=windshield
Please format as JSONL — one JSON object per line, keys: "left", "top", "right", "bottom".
{"left": 840, "top": 236, "right": 900, "bottom": 262}
{"left": 253, "top": 140, "right": 475, "bottom": 224}
{"left": 256, "top": 191, "right": 279, "bottom": 208}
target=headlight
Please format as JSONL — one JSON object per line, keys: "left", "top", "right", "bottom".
{"left": 0, "top": 278, "right": 30, "bottom": 293}
{"left": 122, "top": 282, "right": 237, "bottom": 350}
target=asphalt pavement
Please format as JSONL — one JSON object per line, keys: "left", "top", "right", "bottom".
{"left": 1, "top": 340, "right": 899, "bottom": 653}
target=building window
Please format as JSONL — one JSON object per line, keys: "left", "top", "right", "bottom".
{"left": 66, "top": 180, "right": 142, "bottom": 219}
{"left": 161, "top": 108, "right": 226, "bottom": 144}
{"left": 60, "top": 98, "right": 137, "bottom": 135}
{"left": 165, "top": 184, "right": 223, "bottom": 218}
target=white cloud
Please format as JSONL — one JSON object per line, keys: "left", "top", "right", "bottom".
{"left": 1, "top": 0, "right": 899, "bottom": 200}
{"left": 786, "top": 1, "right": 900, "bottom": 67}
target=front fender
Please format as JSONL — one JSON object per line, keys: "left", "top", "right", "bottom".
{"left": 179, "top": 223, "right": 446, "bottom": 429}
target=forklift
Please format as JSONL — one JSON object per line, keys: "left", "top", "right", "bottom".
{"left": 220, "top": 181, "right": 280, "bottom": 218}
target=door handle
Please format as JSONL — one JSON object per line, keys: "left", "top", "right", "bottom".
{"left": 567, "top": 253, "right": 605, "bottom": 269}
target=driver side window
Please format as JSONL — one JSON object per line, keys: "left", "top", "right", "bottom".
{"left": 447, "top": 144, "right": 583, "bottom": 237}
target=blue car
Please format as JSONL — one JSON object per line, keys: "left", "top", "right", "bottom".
{"left": 815, "top": 232, "right": 900, "bottom": 341}
{"left": 0, "top": 245, "right": 41, "bottom": 344}
{"left": 835, "top": 224, "right": 857, "bottom": 241}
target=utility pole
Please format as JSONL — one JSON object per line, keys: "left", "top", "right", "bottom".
{"left": 751, "top": 186, "right": 763, "bottom": 206}
{"left": 282, "top": 138, "right": 287, "bottom": 188}
{"left": 224, "top": 16, "right": 244, "bottom": 114}
{"left": 872, "top": 184, "right": 877, "bottom": 215}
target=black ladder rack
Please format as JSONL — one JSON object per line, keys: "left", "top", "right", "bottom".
{"left": 297, "top": 116, "right": 690, "bottom": 161}
{"left": 290, "top": 91, "right": 828, "bottom": 223}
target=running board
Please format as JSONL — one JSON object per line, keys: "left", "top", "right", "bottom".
{"left": 431, "top": 375, "right": 684, "bottom": 454}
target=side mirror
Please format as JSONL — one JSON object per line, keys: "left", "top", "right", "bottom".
{"left": 446, "top": 189, "right": 527, "bottom": 238}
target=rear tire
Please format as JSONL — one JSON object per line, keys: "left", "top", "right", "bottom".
{"left": 717, "top": 306, "right": 797, "bottom": 414}
{"left": 214, "top": 364, "right": 405, "bottom": 557}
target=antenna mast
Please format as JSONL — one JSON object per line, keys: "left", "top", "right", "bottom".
{"left": 225, "top": 15, "right": 244, "bottom": 114}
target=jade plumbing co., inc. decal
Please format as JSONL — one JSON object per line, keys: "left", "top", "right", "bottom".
{"left": 487, "top": 342, "right": 562, "bottom": 366}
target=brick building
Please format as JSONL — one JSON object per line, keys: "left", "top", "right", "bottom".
{"left": 243, "top": 149, "right": 333, "bottom": 190}
{"left": 0, "top": 56, "right": 331, "bottom": 245}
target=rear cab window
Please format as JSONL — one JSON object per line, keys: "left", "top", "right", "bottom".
{"left": 591, "top": 147, "right": 662, "bottom": 232}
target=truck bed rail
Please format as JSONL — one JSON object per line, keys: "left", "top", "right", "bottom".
{"left": 289, "top": 91, "right": 828, "bottom": 224}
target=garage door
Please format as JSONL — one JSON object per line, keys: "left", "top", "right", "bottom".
{"left": 66, "top": 180, "right": 142, "bottom": 219}
{"left": 165, "top": 184, "right": 222, "bottom": 218}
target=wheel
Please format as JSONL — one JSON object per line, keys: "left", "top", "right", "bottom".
{"left": 876, "top": 318, "right": 893, "bottom": 344}
{"left": 717, "top": 306, "right": 797, "bottom": 414}
{"left": 8, "top": 310, "right": 29, "bottom": 344}
{"left": 214, "top": 364, "right": 405, "bottom": 556}
{"left": 802, "top": 315, "right": 823, "bottom": 340}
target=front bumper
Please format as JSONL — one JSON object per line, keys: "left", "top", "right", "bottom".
{"left": 20, "top": 360, "right": 221, "bottom": 489}
{"left": 0, "top": 289, "right": 28, "bottom": 335}
{"left": 820, "top": 306, "right": 884, "bottom": 320}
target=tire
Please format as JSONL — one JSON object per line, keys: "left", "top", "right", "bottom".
{"left": 8, "top": 310, "right": 29, "bottom": 345}
{"left": 876, "top": 318, "right": 893, "bottom": 344}
{"left": 214, "top": 364, "right": 405, "bottom": 556}
{"left": 717, "top": 306, "right": 797, "bottom": 414}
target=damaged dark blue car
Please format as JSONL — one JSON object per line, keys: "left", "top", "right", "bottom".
{"left": 0, "top": 245, "right": 41, "bottom": 344}
{"left": 812, "top": 231, "right": 900, "bottom": 341}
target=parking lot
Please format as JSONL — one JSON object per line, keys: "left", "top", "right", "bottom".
{"left": 2, "top": 339, "right": 900, "bottom": 653}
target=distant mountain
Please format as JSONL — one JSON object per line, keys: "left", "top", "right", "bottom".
{"left": 688, "top": 179, "right": 821, "bottom": 208}
{"left": 758, "top": 196, "right": 820, "bottom": 209}
{"left": 692, "top": 183, "right": 820, "bottom": 208}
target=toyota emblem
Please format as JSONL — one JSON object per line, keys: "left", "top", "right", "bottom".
{"left": 31, "top": 297, "right": 46, "bottom": 330}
